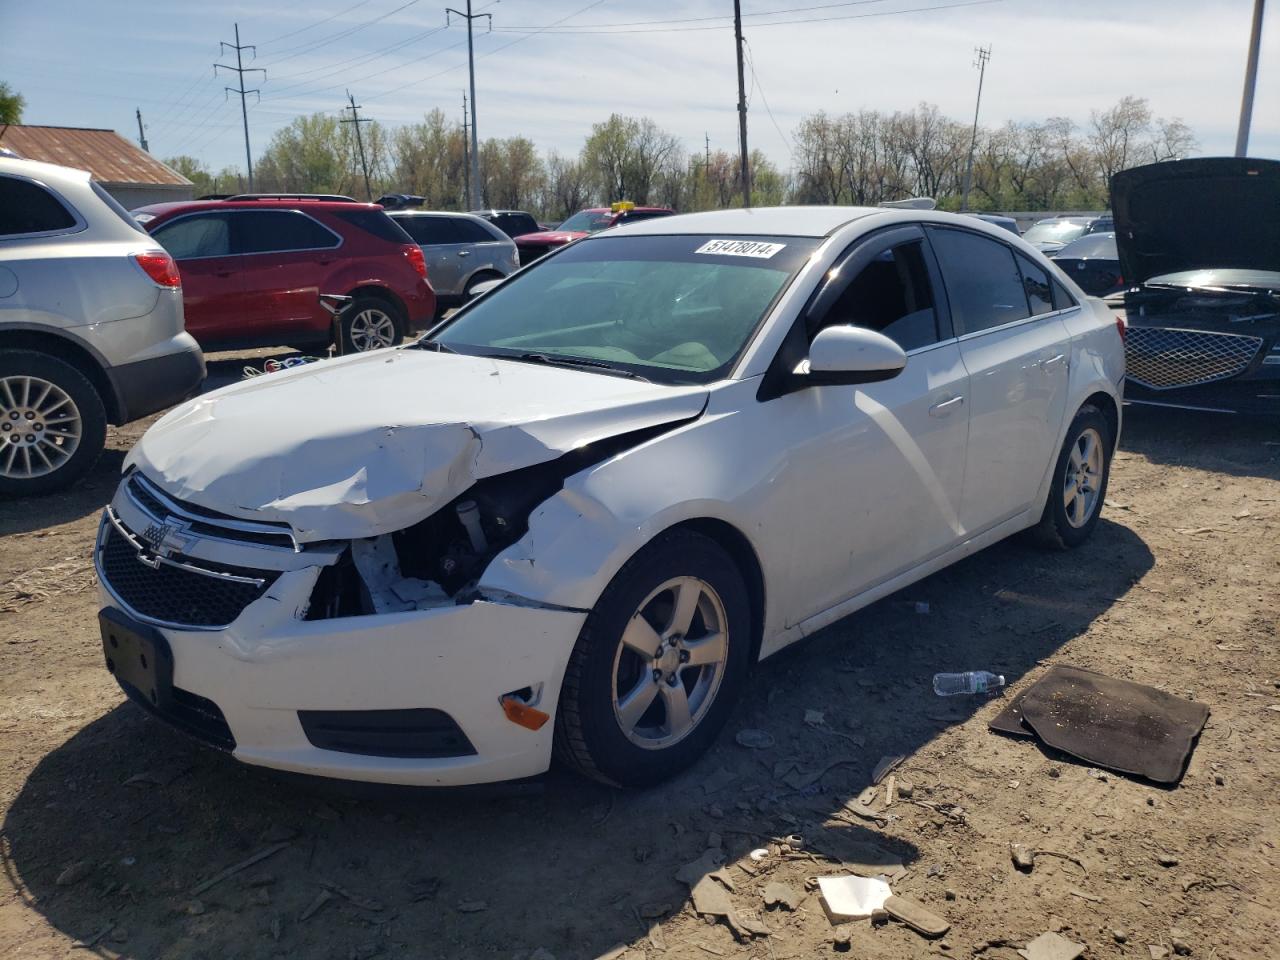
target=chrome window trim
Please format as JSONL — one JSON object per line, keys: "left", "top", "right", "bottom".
{"left": 128, "top": 472, "right": 302, "bottom": 552}
{"left": 150, "top": 208, "right": 344, "bottom": 262}
{"left": 0, "top": 172, "right": 88, "bottom": 241}
{"left": 955, "top": 305, "right": 1082, "bottom": 344}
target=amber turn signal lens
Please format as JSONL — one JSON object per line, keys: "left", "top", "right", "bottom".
{"left": 500, "top": 695, "right": 550, "bottom": 731}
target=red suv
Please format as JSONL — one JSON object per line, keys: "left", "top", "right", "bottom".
{"left": 132, "top": 197, "right": 435, "bottom": 352}
{"left": 514, "top": 204, "right": 675, "bottom": 264}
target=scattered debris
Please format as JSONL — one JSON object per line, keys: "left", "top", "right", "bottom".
{"left": 884, "top": 894, "right": 950, "bottom": 938}
{"left": 55, "top": 861, "right": 93, "bottom": 887}
{"left": 736, "top": 729, "right": 776, "bottom": 749}
{"left": 872, "top": 755, "right": 904, "bottom": 784}
{"left": 1011, "top": 843, "right": 1037, "bottom": 872}
{"left": 702, "top": 767, "right": 738, "bottom": 795}
{"left": 885, "top": 774, "right": 898, "bottom": 806}
{"left": 456, "top": 900, "right": 488, "bottom": 913}
{"left": 190, "top": 842, "right": 290, "bottom": 896}
{"left": 122, "top": 763, "right": 192, "bottom": 787}
{"left": 749, "top": 848, "right": 770, "bottom": 862}
{"left": 638, "top": 902, "right": 670, "bottom": 919}
{"left": 70, "top": 922, "right": 113, "bottom": 949}
{"left": 320, "top": 880, "right": 386, "bottom": 912}
{"left": 1017, "top": 931, "right": 1085, "bottom": 960}
{"left": 1068, "top": 888, "right": 1102, "bottom": 904}
{"left": 1157, "top": 853, "right": 1180, "bottom": 867}
{"left": 804, "top": 709, "right": 826, "bottom": 726}
{"left": 762, "top": 882, "right": 803, "bottom": 911}
{"left": 1113, "top": 930, "right": 1129, "bottom": 944}
{"left": 818, "top": 875, "right": 891, "bottom": 922}
{"left": 299, "top": 890, "right": 334, "bottom": 922}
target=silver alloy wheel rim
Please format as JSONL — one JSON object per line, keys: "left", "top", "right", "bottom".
{"left": 1063, "top": 426, "right": 1103, "bottom": 528}
{"left": 611, "top": 576, "right": 729, "bottom": 750}
{"left": 348, "top": 307, "right": 397, "bottom": 351}
{"left": 0, "top": 375, "right": 82, "bottom": 479}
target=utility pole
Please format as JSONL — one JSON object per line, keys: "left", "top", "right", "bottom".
{"left": 135, "top": 108, "right": 149, "bottom": 152}
{"left": 960, "top": 45, "right": 991, "bottom": 212}
{"left": 706, "top": 132, "right": 711, "bottom": 169}
{"left": 447, "top": 2, "right": 491, "bottom": 210}
{"left": 342, "top": 90, "right": 374, "bottom": 200}
{"left": 215, "top": 23, "right": 264, "bottom": 192}
{"left": 733, "top": 0, "right": 751, "bottom": 207}
{"left": 461, "top": 90, "right": 471, "bottom": 208}
{"left": 1235, "top": 0, "right": 1266, "bottom": 156}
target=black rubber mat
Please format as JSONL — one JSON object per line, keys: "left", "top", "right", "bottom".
{"left": 989, "top": 665, "right": 1209, "bottom": 784}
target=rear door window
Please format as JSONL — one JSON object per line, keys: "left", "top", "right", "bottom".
{"left": 927, "top": 227, "right": 1030, "bottom": 335}
{"left": 1015, "top": 252, "right": 1054, "bottom": 316}
{"left": 231, "top": 210, "right": 340, "bottom": 254}
{"left": 0, "top": 176, "right": 79, "bottom": 236}
{"left": 394, "top": 216, "right": 461, "bottom": 245}
{"left": 152, "top": 213, "right": 232, "bottom": 259}
{"left": 454, "top": 219, "right": 500, "bottom": 243}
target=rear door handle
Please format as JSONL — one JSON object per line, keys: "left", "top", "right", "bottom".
{"left": 457, "top": 250, "right": 471, "bottom": 257}
{"left": 1039, "top": 353, "right": 1066, "bottom": 370}
{"left": 929, "top": 395, "right": 965, "bottom": 418}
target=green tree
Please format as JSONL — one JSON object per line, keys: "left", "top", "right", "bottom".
{"left": 0, "top": 82, "right": 23, "bottom": 124}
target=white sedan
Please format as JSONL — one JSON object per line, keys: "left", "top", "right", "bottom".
{"left": 94, "top": 206, "right": 1125, "bottom": 787}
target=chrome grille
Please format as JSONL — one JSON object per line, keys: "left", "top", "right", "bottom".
{"left": 1125, "top": 327, "right": 1262, "bottom": 390}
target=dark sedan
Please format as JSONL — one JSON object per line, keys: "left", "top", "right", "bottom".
{"left": 1051, "top": 232, "right": 1124, "bottom": 296}
{"left": 1114, "top": 157, "right": 1280, "bottom": 415}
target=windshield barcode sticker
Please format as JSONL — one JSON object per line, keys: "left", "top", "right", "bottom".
{"left": 694, "top": 239, "right": 786, "bottom": 259}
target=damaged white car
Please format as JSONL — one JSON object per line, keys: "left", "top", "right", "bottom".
{"left": 95, "top": 207, "right": 1125, "bottom": 787}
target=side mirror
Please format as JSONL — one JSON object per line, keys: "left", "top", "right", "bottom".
{"left": 802, "top": 325, "right": 907, "bottom": 385}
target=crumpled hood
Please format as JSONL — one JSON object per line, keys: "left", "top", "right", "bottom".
{"left": 515, "top": 230, "right": 585, "bottom": 247}
{"left": 1112, "top": 157, "right": 1280, "bottom": 286}
{"left": 127, "top": 348, "right": 708, "bottom": 543}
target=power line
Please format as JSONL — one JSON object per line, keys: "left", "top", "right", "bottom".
{"left": 263, "top": 24, "right": 448, "bottom": 89}
{"left": 257, "top": 0, "right": 421, "bottom": 67}
{"left": 215, "top": 23, "right": 266, "bottom": 191}
{"left": 257, "top": 0, "right": 378, "bottom": 46}
{"left": 493, "top": 0, "right": 1005, "bottom": 35}
{"left": 744, "top": 39, "right": 793, "bottom": 156}
{"left": 497, "top": 0, "right": 896, "bottom": 32}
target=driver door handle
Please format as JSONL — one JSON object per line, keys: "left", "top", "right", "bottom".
{"left": 457, "top": 249, "right": 471, "bottom": 257}
{"left": 929, "top": 395, "right": 965, "bottom": 418}
{"left": 1039, "top": 353, "right": 1066, "bottom": 370}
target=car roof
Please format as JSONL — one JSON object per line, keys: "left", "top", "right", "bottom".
{"left": 0, "top": 156, "right": 92, "bottom": 186}
{"left": 132, "top": 198, "right": 384, "bottom": 216}
{"left": 609, "top": 205, "right": 881, "bottom": 238}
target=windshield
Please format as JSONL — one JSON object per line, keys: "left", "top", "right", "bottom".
{"left": 1055, "top": 232, "right": 1117, "bottom": 260}
{"left": 433, "top": 234, "right": 820, "bottom": 384}
{"left": 1022, "top": 220, "right": 1088, "bottom": 245}
{"left": 557, "top": 210, "right": 613, "bottom": 233}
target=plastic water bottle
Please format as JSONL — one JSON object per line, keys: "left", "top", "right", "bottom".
{"left": 932, "top": 671, "right": 1006, "bottom": 696}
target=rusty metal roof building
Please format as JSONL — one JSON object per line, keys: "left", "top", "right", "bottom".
{"left": 0, "top": 124, "right": 194, "bottom": 208}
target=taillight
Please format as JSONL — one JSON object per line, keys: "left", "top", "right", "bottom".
{"left": 405, "top": 245, "right": 427, "bottom": 278}
{"left": 1115, "top": 314, "right": 1127, "bottom": 343}
{"left": 134, "top": 251, "right": 181, "bottom": 288}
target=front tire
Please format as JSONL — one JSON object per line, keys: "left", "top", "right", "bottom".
{"left": 554, "top": 530, "right": 752, "bottom": 787}
{"left": 0, "top": 350, "right": 107, "bottom": 497}
{"left": 341, "top": 296, "right": 403, "bottom": 353}
{"left": 1031, "top": 404, "right": 1112, "bottom": 549}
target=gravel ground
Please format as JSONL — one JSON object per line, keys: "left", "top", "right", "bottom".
{"left": 0, "top": 369, "right": 1277, "bottom": 960}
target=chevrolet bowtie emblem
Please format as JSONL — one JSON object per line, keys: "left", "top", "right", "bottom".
{"left": 137, "top": 516, "right": 194, "bottom": 567}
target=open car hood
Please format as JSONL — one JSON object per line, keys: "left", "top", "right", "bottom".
{"left": 1112, "top": 157, "right": 1280, "bottom": 286}
{"left": 126, "top": 349, "right": 708, "bottom": 543}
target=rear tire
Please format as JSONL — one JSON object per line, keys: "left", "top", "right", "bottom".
{"left": 341, "top": 296, "right": 404, "bottom": 353}
{"left": 554, "top": 530, "right": 752, "bottom": 788}
{"left": 1030, "top": 404, "right": 1112, "bottom": 549}
{"left": 0, "top": 350, "right": 107, "bottom": 497}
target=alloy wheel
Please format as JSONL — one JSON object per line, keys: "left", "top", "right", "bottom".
{"left": 611, "top": 576, "right": 730, "bottom": 750}
{"left": 0, "top": 375, "right": 82, "bottom": 480}
{"left": 1063, "top": 426, "right": 1103, "bottom": 528}
{"left": 348, "top": 307, "right": 397, "bottom": 352}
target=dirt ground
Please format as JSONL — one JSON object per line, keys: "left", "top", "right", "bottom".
{"left": 1, "top": 357, "right": 1277, "bottom": 960}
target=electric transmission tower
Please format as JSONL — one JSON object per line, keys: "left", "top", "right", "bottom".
{"left": 342, "top": 91, "right": 374, "bottom": 200}
{"left": 215, "top": 23, "right": 264, "bottom": 192}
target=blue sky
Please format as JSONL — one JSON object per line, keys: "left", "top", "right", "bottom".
{"left": 2, "top": 0, "right": 1276, "bottom": 173}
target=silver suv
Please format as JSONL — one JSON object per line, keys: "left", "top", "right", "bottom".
{"left": 387, "top": 211, "right": 518, "bottom": 310}
{"left": 0, "top": 158, "right": 205, "bottom": 495}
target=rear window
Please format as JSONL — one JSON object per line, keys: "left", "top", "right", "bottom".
{"left": 488, "top": 212, "right": 539, "bottom": 237}
{"left": 0, "top": 176, "right": 78, "bottom": 236}
{"left": 1054, "top": 233, "right": 1117, "bottom": 260}
{"left": 393, "top": 215, "right": 464, "bottom": 245}
{"left": 332, "top": 208, "right": 412, "bottom": 244}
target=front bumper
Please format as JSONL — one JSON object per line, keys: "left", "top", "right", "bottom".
{"left": 95, "top": 569, "right": 586, "bottom": 786}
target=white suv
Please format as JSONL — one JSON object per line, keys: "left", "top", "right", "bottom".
{"left": 0, "top": 158, "right": 204, "bottom": 495}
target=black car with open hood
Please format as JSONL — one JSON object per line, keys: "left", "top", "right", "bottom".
{"left": 1113, "top": 157, "right": 1280, "bottom": 415}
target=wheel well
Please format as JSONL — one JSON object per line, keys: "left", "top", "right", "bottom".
{"left": 0, "top": 330, "right": 121, "bottom": 423}
{"left": 1084, "top": 391, "right": 1119, "bottom": 449}
{"left": 347, "top": 285, "right": 406, "bottom": 325}
{"left": 668, "top": 518, "right": 766, "bottom": 669}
